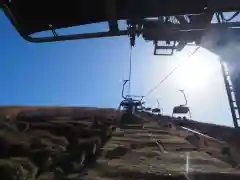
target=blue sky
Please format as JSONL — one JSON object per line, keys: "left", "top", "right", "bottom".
{"left": 0, "top": 10, "right": 234, "bottom": 126}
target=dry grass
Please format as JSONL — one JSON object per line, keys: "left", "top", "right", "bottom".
{"left": 0, "top": 106, "right": 119, "bottom": 180}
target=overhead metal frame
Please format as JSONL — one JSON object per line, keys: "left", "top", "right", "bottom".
{"left": 2, "top": 2, "right": 129, "bottom": 43}
{"left": 2, "top": 0, "right": 240, "bottom": 44}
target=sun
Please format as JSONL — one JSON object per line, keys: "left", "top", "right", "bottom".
{"left": 175, "top": 48, "right": 220, "bottom": 91}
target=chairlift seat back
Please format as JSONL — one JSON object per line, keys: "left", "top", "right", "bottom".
{"left": 152, "top": 108, "right": 161, "bottom": 113}
{"left": 173, "top": 106, "right": 189, "bottom": 114}
{"left": 134, "top": 101, "right": 142, "bottom": 107}
{"left": 145, "top": 108, "right": 152, "bottom": 111}
{"left": 120, "top": 101, "right": 130, "bottom": 107}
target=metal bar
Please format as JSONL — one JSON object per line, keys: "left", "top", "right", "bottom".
{"left": 145, "top": 30, "right": 204, "bottom": 42}
{"left": 25, "top": 30, "right": 128, "bottom": 43}
{"left": 143, "top": 21, "right": 240, "bottom": 31}
{"left": 3, "top": 4, "right": 126, "bottom": 43}
{"left": 145, "top": 27, "right": 240, "bottom": 42}
{"left": 136, "top": 113, "right": 227, "bottom": 145}
{"left": 154, "top": 53, "right": 174, "bottom": 56}
{"left": 220, "top": 60, "right": 239, "bottom": 128}
{"left": 181, "top": 126, "right": 227, "bottom": 145}
{"left": 105, "top": 0, "right": 119, "bottom": 32}
{"left": 122, "top": 80, "right": 129, "bottom": 99}
{"left": 155, "top": 46, "right": 176, "bottom": 50}
{"left": 179, "top": 90, "right": 188, "bottom": 106}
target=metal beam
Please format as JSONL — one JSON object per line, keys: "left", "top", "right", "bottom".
{"left": 220, "top": 60, "right": 239, "bottom": 128}
{"left": 25, "top": 30, "right": 128, "bottom": 43}
{"left": 143, "top": 21, "right": 240, "bottom": 31}
{"left": 105, "top": 0, "right": 119, "bottom": 32}
{"left": 143, "top": 22, "right": 240, "bottom": 42}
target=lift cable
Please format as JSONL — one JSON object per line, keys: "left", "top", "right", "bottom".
{"left": 143, "top": 46, "right": 200, "bottom": 98}
{"left": 222, "top": 12, "right": 240, "bottom": 22}
{"left": 217, "top": 12, "right": 240, "bottom": 23}
{"left": 128, "top": 46, "right": 133, "bottom": 94}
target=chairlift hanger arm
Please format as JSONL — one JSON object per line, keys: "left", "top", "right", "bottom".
{"left": 179, "top": 90, "right": 188, "bottom": 106}
{"left": 122, "top": 80, "right": 129, "bottom": 99}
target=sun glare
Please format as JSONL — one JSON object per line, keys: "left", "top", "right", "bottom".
{"left": 175, "top": 48, "right": 219, "bottom": 91}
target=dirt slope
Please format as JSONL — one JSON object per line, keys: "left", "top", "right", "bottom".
{"left": 0, "top": 106, "right": 119, "bottom": 180}
{"left": 81, "top": 114, "right": 240, "bottom": 180}
{"left": 0, "top": 107, "right": 240, "bottom": 180}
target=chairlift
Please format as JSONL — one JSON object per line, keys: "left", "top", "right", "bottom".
{"left": 119, "top": 80, "right": 143, "bottom": 114}
{"left": 145, "top": 107, "right": 152, "bottom": 112}
{"left": 173, "top": 105, "right": 190, "bottom": 114}
{"left": 155, "top": 100, "right": 162, "bottom": 115}
{"left": 152, "top": 108, "right": 161, "bottom": 115}
{"left": 172, "top": 90, "right": 192, "bottom": 119}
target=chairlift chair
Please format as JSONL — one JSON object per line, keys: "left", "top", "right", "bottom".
{"left": 119, "top": 80, "right": 143, "bottom": 114}
{"left": 152, "top": 108, "right": 161, "bottom": 115}
{"left": 172, "top": 105, "right": 191, "bottom": 118}
{"left": 145, "top": 107, "right": 152, "bottom": 112}
{"left": 172, "top": 90, "right": 192, "bottom": 119}
{"left": 119, "top": 98, "right": 143, "bottom": 113}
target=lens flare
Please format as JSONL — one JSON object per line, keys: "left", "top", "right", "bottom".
{"left": 175, "top": 48, "right": 219, "bottom": 91}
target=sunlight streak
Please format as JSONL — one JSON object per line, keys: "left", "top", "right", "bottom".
{"left": 175, "top": 48, "right": 220, "bottom": 92}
